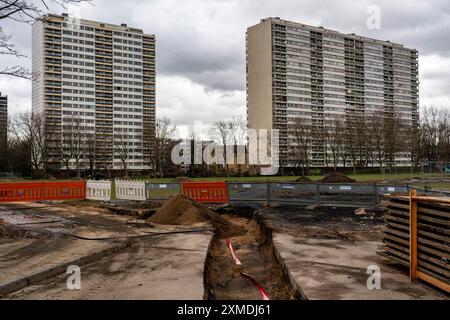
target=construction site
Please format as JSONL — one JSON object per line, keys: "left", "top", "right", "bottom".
{"left": 0, "top": 173, "right": 449, "bottom": 300}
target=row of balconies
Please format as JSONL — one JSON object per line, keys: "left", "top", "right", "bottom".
{"left": 45, "top": 44, "right": 61, "bottom": 50}
{"left": 96, "top": 50, "right": 113, "bottom": 57}
{"left": 44, "top": 50, "right": 61, "bottom": 58}
{"left": 95, "top": 80, "right": 113, "bottom": 87}
{"left": 44, "top": 74, "right": 62, "bottom": 80}
{"left": 95, "top": 35, "right": 113, "bottom": 44}
{"left": 45, "top": 58, "right": 62, "bottom": 65}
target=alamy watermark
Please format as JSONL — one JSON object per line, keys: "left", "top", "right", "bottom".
{"left": 366, "top": 4, "right": 382, "bottom": 30}
{"left": 366, "top": 265, "right": 381, "bottom": 290}
{"left": 171, "top": 122, "right": 280, "bottom": 175}
{"left": 66, "top": 265, "right": 81, "bottom": 290}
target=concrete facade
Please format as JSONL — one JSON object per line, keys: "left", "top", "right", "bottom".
{"left": 246, "top": 18, "right": 419, "bottom": 168}
{"left": 32, "top": 14, "right": 156, "bottom": 172}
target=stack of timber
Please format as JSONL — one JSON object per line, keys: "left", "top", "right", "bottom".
{"left": 382, "top": 195, "right": 449, "bottom": 286}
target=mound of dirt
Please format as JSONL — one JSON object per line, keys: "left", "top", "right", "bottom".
{"left": 295, "top": 176, "right": 312, "bottom": 183}
{"left": 148, "top": 195, "right": 244, "bottom": 238}
{"left": 321, "top": 172, "right": 356, "bottom": 183}
{"left": 172, "top": 176, "right": 191, "bottom": 183}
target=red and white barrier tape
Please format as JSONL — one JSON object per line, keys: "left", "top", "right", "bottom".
{"left": 240, "top": 272, "right": 270, "bottom": 300}
{"left": 225, "top": 239, "right": 242, "bottom": 265}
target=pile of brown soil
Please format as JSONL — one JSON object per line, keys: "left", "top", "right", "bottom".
{"left": 148, "top": 195, "right": 244, "bottom": 238}
{"left": 295, "top": 176, "right": 312, "bottom": 183}
{"left": 172, "top": 176, "right": 191, "bottom": 183}
{"left": 321, "top": 172, "right": 356, "bottom": 183}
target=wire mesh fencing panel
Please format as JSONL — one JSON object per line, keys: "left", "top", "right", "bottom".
{"left": 146, "top": 183, "right": 181, "bottom": 200}
{"left": 377, "top": 185, "right": 409, "bottom": 194}
{"left": 270, "top": 183, "right": 317, "bottom": 205}
{"left": 318, "top": 184, "right": 377, "bottom": 206}
{"left": 228, "top": 182, "right": 269, "bottom": 203}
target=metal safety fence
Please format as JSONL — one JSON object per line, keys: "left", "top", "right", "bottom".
{"left": 0, "top": 180, "right": 448, "bottom": 205}
{"left": 146, "top": 183, "right": 181, "bottom": 200}
{"left": 228, "top": 182, "right": 414, "bottom": 207}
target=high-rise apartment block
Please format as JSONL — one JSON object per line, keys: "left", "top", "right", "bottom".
{"left": 247, "top": 18, "right": 419, "bottom": 168}
{"left": 0, "top": 92, "right": 7, "bottom": 145}
{"left": 32, "top": 14, "right": 155, "bottom": 173}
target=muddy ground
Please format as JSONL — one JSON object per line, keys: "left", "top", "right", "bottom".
{"left": 2, "top": 197, "right": 444, "bottom": 300}
{"left": 261, "top": 205, "right": 385, "bottom": 241}
{"left": 1, "top": 199, "right": 306, "bottom": 300}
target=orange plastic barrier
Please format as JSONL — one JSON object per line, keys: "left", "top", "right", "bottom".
{"left": 0, "top": 182, "right": 44, "bottom": 202}
{"left": 42, "top": 181, "right": 86, "bottom": 201}
{"left": 182, "top": 181, "right": 229, "bottom": 203}
{"left": 0, "top": 181, "right": 86, "bottom": 202}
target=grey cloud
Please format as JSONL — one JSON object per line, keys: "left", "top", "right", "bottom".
{"left": 0, "top": 0, "right": 449, "bottom": 123}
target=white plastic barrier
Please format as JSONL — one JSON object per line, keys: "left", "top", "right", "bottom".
{"left": 86, "top": 180, "right": 112, "bottom": 201}
{"left": 115, "top": 179, "right": 147, "bottom": 201}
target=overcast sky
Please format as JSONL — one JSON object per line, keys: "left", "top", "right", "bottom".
{"left": 1, "top": 0, "right": 449, "bottom": 131}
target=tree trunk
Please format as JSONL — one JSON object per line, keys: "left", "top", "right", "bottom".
{"left": 65, "top": 162, "right": 70, "bottom": 179}
{"left": 76, "top": 159, "right": 80, "bottom": 178}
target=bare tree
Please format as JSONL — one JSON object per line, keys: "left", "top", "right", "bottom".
{"left": 291, "top": 117, "right": 312, "bottom": 176}
{"left": 344, "top": 115, "right": 359, "bottom": 174}
{"left": 14, "top": 111, "right": 55, "bottom": 177}
{"left": 228, "top": 116, "right": 247, "bottom": 175}
{"left": 326, "top": 119, "right": 344, "bottom": 172}
{"left": 403, "top": 119, "right": 420, "bottom": 173}
{"left": 209, "top": 120, "right": 231, "bottom": 176}
{"left": 0, "top": 0, "right": 91, "bottom": 79}
{"left": 116, "top": 133, "right": 129, "bottom": 177}
{"left": 84, "top": 131, "right": 95, "bottom": 177}
{"left": 436, "top": 108, "right": 450, "bottom": 163}
{"left": 384, "top": 112, "right": 401, "bottom": 173}
{"left": 364, "top": 122, "right": 375, "bottom": 169}
{"left": 71, "top": 118, "right": 86, "bottom": 177}
{"left": 420, "top": 106, "right": 450, "bottom": 170}
{"left": 94, "top": 133, "right": 112, "bottom": 179}
{"left": 229, "top": 116, "right": 247, "bottom": 146}
{"left": 152, "top": 117, "right": 177, "bottom": 178}
{"left": 2, "top": 115, "right": 31, "bottom": 175}
{"left": 367, "top": 113, "right": 386, "bottom": 174}
{"left": 61, "top": 122, "right": 74, "bottom": 177}
{"left": 15, "top": 112, "right": 39, "bottom": 176}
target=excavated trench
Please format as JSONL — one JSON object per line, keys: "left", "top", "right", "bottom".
{"left": 203, "top": 207, "right": 306, "bottom": 300}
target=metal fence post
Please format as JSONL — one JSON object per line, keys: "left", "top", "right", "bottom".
{"left": 373, "top": 182, "right": 379, "bottom": 206}
{"left": 315, "top": 181, "right": 320, "bottom": 206}
{"left": 266, "top": 182, "right": 271, "bottom": 207}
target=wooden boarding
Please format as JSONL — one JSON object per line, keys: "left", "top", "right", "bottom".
{"left": 382, "top": 191, "right": 449, "bottom": 293}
